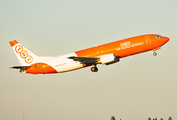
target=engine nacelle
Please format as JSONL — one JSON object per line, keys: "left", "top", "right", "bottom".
{"left": 99, "top": 53, "right": 119, "bottom": 65}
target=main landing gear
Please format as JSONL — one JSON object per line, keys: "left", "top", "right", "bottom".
{"left": 91, "top": 65, "right": 98, "bottom": 72}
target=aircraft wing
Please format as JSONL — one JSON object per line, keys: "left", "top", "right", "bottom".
{"left": 10, "top": 66, "right": 32, "bottom": 70}
{"left": 68, "top": 56, "right": 100, "bottom": 64}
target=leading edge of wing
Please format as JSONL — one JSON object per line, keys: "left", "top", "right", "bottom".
{"left": 68, "top": 56, "right": 99, "bottom": 64}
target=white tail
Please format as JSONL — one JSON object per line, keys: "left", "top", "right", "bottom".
{"left": 9, "top": 40, "right": 40, "bottom": 66}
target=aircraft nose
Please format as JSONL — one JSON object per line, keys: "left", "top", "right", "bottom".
{"left": 161, "top": 36, "right": 169, "bottom": 44}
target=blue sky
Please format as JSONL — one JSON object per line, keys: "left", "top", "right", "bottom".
{"left": 0, "top": 0, "right": 177, "bottom": 120}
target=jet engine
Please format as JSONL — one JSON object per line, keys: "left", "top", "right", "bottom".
{"left": 99, "top": 53, "right": 119, "bottom": 65}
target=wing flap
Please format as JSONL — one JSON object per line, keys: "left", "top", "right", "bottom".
{"left": 68, "top": 56, "right": 100, "bottom": 64}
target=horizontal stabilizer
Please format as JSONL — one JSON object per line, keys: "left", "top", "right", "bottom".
{"left": 10, "top": 66, "right": 32, "bottom": 70}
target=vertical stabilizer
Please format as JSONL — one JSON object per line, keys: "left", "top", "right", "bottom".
{"left": 9, "top": 40, "right": 40, "bottom": 66}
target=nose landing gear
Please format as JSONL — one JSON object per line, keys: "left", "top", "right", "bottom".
{"left": 91, "top": 65, "right": 98, "bottom": 72}
{"left": 153, "top": 51, "right": 157, "bottom": 56}
{"left": 153, "top": 47, "right": 161, "bottom": 56}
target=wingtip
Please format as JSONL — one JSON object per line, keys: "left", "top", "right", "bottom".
{"left": 9, "top": 40, "right": 18, "bottom": 47}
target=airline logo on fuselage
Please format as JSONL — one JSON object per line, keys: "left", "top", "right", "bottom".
{"left": 15, "top": 45, "right": 33, "bottom": 64}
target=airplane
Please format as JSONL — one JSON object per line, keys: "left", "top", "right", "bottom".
{"left": 9, "top": 34, "right": 169, "bottom": 75}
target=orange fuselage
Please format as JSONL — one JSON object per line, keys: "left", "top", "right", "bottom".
{"left": 76, "top": 34, "right": 169, "bottom": 58}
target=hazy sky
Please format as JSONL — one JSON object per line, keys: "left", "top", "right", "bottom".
{"left": 1, "top": 0, "right": 177, "bottom": 120}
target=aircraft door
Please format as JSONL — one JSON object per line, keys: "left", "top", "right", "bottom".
{"left": 145, "top": 35, "right": 158, "bottom": 48}
{"left": 145, "top": 36, "right": 151, "bottom": 44}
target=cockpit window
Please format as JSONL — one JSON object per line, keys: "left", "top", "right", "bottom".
{"left": 154, "top": 35, "right": 161, "bottom": 38}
